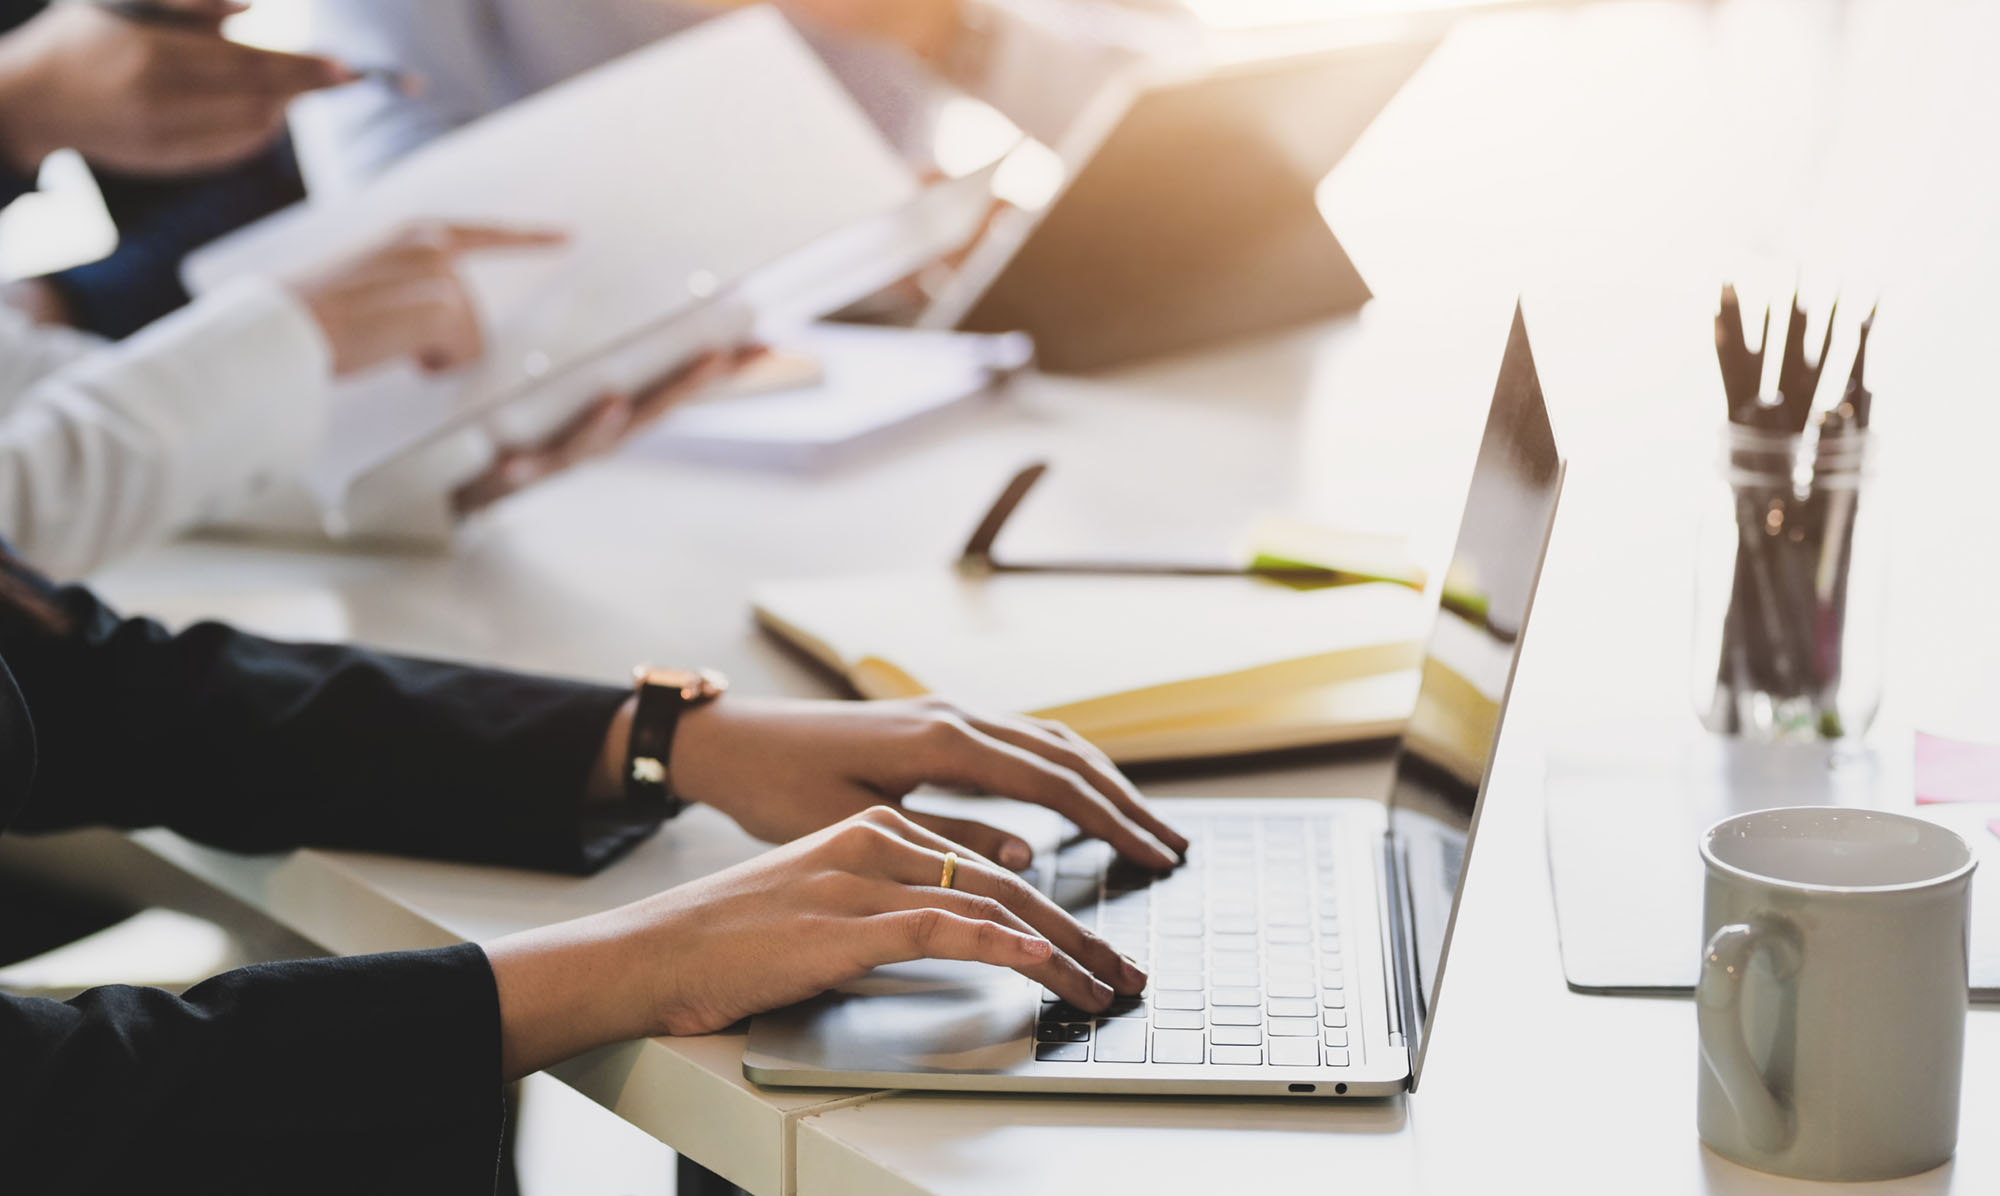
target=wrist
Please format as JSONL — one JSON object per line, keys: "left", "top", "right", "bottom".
{"left": 486, "top": 904, "right": 668, "bottom": 1080}
{"left": 585, "top": 696, "right": 637, "bottom": 803}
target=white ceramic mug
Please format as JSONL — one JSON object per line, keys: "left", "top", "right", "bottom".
{"left": 1697, "top": 806, "right": 1975, "bottom": 1181}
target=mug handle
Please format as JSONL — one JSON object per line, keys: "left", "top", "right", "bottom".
{"left": 1698, "top": 917, "right": 1803, "bottom": 1153}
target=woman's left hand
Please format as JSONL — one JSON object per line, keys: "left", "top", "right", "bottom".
{"left": 660, "top": 696, "right": 1189, "bottom": 872}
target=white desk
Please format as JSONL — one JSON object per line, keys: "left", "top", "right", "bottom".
{"left": 28, "top": 0, "right": 2000, "bottom": 1191}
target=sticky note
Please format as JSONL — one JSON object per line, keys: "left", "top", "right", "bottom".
{"left": 1914, "top": 731, "right": 2000, "bottom": 805}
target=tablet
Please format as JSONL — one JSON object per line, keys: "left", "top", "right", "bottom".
{"left": 920, "top": 33, "right": 1438, "bottom": 373}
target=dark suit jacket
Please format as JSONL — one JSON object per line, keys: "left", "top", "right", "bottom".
{"left": 0, "top": 0, "right": 306, "bottom": 338}
{"left": 0, "top": 556, "right": 658, "bottom": 1194}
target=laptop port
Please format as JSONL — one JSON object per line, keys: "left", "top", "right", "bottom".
{"left": 1288, "top": 1084, "right": 1315, "bottom": 1093}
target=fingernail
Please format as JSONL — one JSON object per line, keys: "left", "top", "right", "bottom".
{"left": 1019, "top": 936, "right": 1052, "bottom": 960}
{"left": 1119, "top": 953, "right": 1148, "bottom": 989}
{"left": 1000, "top": 840, "right": 1032, "bottom": 870}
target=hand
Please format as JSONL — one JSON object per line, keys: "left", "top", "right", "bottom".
{"left": 623, "top": 695, "right": 1190, "bottom": 871}
{"left": 776, "top": 0, "right": 963, "bottom": 60}
{"left": 449, "top": 346, "right": 759, "bottom": 516}
{"left": 485, "top": 806, "right": 1147, "bottom": 1078}
{"left": 0, "top": 1, "right": 355, "bottom": 175}
{"left": 288, "top": 221, "right": 566, "bottom": 378}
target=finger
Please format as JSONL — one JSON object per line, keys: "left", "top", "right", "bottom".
{"left": 627, "top": 350, "right": 743, "bottom": 425}
{"left": 880, "top": 820, "right": 1145, "bottom": 996}
{"left": 968, "top": 713, "right": 1189, "bottom": 859}
{"left": 203, "top": 43, "right": 357, "bottom": 97}
{"left": 432, "top": 223, "right": 570, "bottom": 255}
{"left": 912, "top": 718, "right": 1179, "bottom": 869}
{"left": 868, "top": 884, "right": 1117, "bottom": 1011}
{"left": 903, "top": 811, "right": 1034, "bottom": 872}
{"left": 858, "top": 909, "right": 1114, "bottom": 1012}
{"left": 545, "top": 393, "right": 634, "bottom": 469}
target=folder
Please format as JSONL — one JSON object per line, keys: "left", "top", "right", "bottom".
{"left": 753, "top": 570, "right": 1428, "bottom": 763}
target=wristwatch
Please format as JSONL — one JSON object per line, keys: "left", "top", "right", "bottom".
{"left": 624, "top": 666, "right": 728, "bottom": 815}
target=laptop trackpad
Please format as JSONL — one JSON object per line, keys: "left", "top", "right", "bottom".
{"left": 747, "top": 959, "right": 1035, "bottom": 1075}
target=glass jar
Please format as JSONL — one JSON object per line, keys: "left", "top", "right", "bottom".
{"left": 1692, "top": 421, "right": 1885, "bottom": 740}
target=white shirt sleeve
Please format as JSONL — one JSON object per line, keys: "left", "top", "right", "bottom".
{"left": 0, "top": 279, "right": 335, "bottom": 578}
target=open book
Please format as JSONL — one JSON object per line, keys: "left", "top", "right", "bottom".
{"left": 753, "top": 570, "right": 1429, "bottom": 763}
{"left": 183, "top": 8, "right": 989, "bottom": 520}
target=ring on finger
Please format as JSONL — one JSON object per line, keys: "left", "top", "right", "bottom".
{"left": 938, "top": 851, "right": 959, "bottom": 891}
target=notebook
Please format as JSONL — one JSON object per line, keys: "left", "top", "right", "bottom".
{"left": 752, "top": 570, "right": 1430, "bottom": 763}
{"left": 182, "top": 8, "right": 980, "bottom": 518}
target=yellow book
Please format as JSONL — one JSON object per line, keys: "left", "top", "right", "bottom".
{"left": 753, "top": 570, "right": 1428, "bottom": 762}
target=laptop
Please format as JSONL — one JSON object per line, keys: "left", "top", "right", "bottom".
{"left": 919, "top": 34, "right": 1438, "bottom": 373}
{"left": 744, "top": 305, "right": 1564, "bottom": 1096}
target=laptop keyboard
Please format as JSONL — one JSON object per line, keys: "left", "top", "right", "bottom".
{"left": 1030, "top": 814, "right": 1352, "bottom": 1068}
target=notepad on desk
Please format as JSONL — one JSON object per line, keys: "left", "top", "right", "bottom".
{"left": 753, "top": 570, "right": 1428, "bottom": 763}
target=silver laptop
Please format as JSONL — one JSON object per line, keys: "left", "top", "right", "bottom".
{"left": 745, "top": 306, "right": 1564, "bottom": 1097}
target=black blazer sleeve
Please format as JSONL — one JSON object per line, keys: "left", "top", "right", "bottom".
{"left": 0, "top": 944, "right": 508, "bottom": 1194}
{"left": 0, "top": 563, "right": 656, "bottom": 875}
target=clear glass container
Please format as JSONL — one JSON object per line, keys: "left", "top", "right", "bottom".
{"left": 1692, "top": 422, "right": 1886, "bottom": 739}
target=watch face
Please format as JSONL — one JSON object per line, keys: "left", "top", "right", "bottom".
{"left": 634, "top": 666, "right": 729, "bottom": 701}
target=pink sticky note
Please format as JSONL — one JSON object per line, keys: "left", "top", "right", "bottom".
{"left": 1914, "top": 731, "right": 2000, "bottom": 804}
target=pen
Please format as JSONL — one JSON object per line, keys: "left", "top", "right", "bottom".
{"left": 96, "top": 0, "right": 425, "bottom": 97}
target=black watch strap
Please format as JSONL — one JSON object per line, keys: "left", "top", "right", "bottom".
{"left": 624, "top": 667, "right": 726, "bottom": 816}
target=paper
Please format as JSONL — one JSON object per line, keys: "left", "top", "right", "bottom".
{"left": 183, "top": 8, "right": 920, "bottom": 510}
{"left": 632, "top": 324, "right": 1031, "bottom": 471}
{"left": 1914, "top": 731, "right": 2000, "bottom": 805}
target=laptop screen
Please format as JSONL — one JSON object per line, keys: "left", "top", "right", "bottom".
{"left": 1387, "top": 305, "right": 1563, "bottom": 1087}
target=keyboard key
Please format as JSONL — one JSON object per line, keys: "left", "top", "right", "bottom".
{"left": 1210, "top": 987, "right": 1262, "bottom": 1007}
{"left": 1323, "top": 1027, "right": 1349, "bottom": 1048}
{"left": 1153, "top": 1009, "right": 1204, "bottom": 1031}
{"left": 1265, "top": 926, "right": 1310, "bottom": 945}
{"left": 1094, "top": 1018, "right": 1147, "bottom": 1063}
{"left": 1057, "top": 841, "right": 1112, "bottom": 877}
{"left": 1209, "top": 1006, "right": 1261, "bottom": 1027}
{"left": 1211, "top": 916, "right": 1258, "bottom": 935}
{"left": 1210, "top": 1025, "right": 1262, "bottom": 1047}
{"left": 1269, "top": 1038, "right": 1319, "bottom": 1067}
{"left": 1153, "top": 1029, "right": 1204, "bottom": 1064}
{"left": 1158, "top": 972, "right": 1205, "bottom": 991}
{"left": 1155, "top": 991, "right": 1205, "bottom": 1011}
{"left": 1210, "top": 1045, "right": 1263, "bottom": 1065}
{"left": 1267, "top": 998, "right": 1316, "bottom": 1019}
{"left": 1325, "top": 1048, "right": 1351, "bottom": 1067}
{"left": 1268, "top": 1017, "right": 1319, "bottom": 1037}
{"left": 1322, "top": 990, "right": 1347, "bottom": 1010}
{"left": 1037, "top": 1022, "right": 1091, "bottom": 1043}
{"left": 1211, "top": 970, "right": 1261, "bottom": 989}
{"left": 1101, "top": 996, "right": 1148, "bottom": 1019}
{"left": 1210, "top": 950, "right": 1259, "bottom": 972}
{"left": 1211, "top": 933, "right": 1259, "bottom": 953}
{"left": 1266, "top": 978, "right": 1315, "bottom": 1000}
{"left": 1036, "top": 1042, "right": 1088, "bottom": 1062}
{"left": 1050, "top": 875, "right": 1099, "bottom": 911}
{"left": 1323, "top": 1009, "right": 1348, "bottom": 1029}
{"left": 1043, "top": 1002, "right": 1095, "bottom": 1022}
{"left": 1265, "top": 908, "right": 1310, "bottom": 926}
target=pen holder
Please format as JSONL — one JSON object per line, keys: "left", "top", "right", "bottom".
{"left": 1693, "top": 422, "right": 1885, "bottom": 740}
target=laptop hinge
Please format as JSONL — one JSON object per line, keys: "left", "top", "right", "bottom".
{"left": 1380, "top": 830, "right": 1420, "bottom": 1065}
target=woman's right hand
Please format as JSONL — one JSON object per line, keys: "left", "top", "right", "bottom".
{"left": 485, "top": 806, "right": 1147, "bottom": 1081}
{"left": 289, "top": 221, "right": 565, "bottom": 378}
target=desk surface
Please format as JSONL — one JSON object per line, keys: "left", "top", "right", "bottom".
{"left": 67, "top": 0, "right": 2000, "bottom": 1192}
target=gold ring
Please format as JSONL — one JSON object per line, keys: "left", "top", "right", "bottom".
{"left": 938, "top": 852, "right": 959, "bottom": 891}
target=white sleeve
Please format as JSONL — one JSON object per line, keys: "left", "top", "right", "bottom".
{"left": 950, "top": 0, "right": 1163, "bottom": 147}
{"left": 0, "top": 305, "right": 107, "bottom": 418}
{"left": 290, "top": 0, "right": 519, "bottom": 196}
{"left": 0, "top": 279, "right": 333, "bottom": 578}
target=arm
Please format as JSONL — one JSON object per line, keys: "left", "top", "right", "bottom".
{"left": 0, "top": 277, "right": 332, "bottom": 578}
{"left": 0, "top": 944, "right": 508, "bottom": 1191}
{"left": 0, "top": 560, "right": 651, "bottom": 873}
